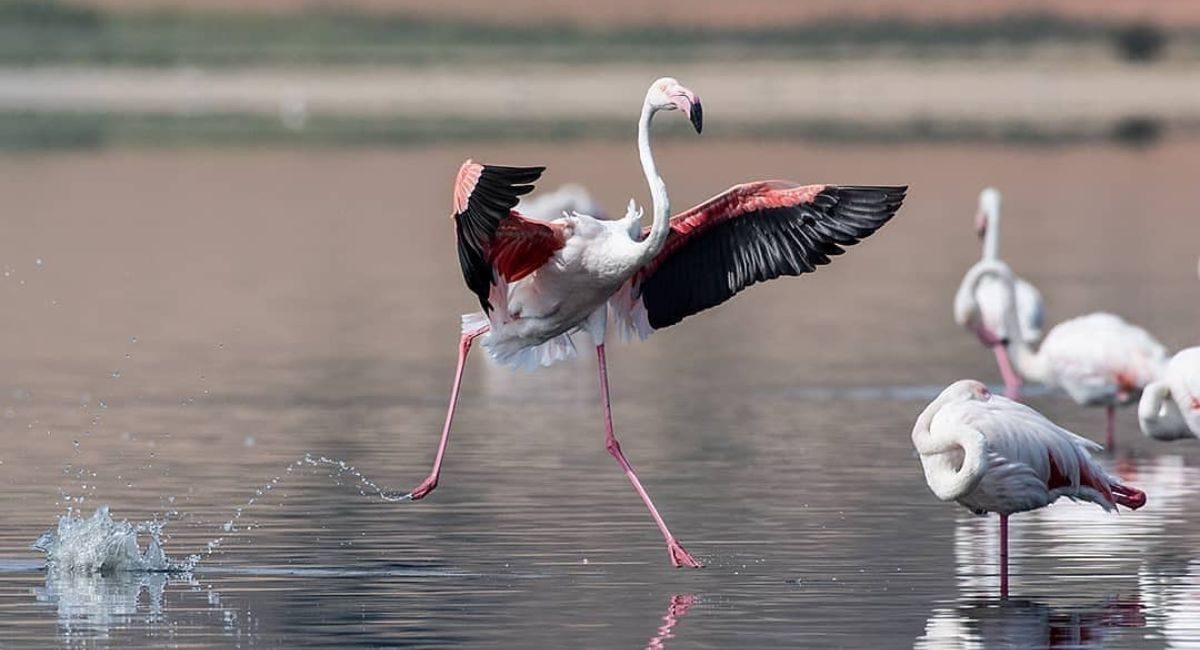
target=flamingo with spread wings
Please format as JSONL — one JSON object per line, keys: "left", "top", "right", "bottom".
{"left": 913, "top": 380, "right": 1147, "bottom": 597}
{"left": 404, "top": 76, "right": 907, "bottom": 567}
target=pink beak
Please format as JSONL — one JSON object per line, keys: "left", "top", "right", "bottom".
{"left": 975, "top": 211, "right": 988, "bottom": 238}
{"left": 670, "top": 90, "right": 703, "bottom": 134}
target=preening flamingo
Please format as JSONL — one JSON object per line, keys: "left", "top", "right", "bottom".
{"left": 953, "top": 188, "right": 1044, "bottom": 399}
{"left": 405, "top": 77, "right": 908, "bottom": 568}
{"left": 913, "top": 380, "right": 1147, "bottom": 597}
{"left": 957, "top": 259, "right": 1167, "bottom": 449}
{"left": 517, "top": 183, "right": 606, "bottom": 221}
{"left": 1139, "top": 346, "right": 1200, "bottom": 441}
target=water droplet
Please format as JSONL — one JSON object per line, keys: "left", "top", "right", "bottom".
{"left": 34, "top": 258, "right": 43, "bottom": 266}
{"left": 130, "top": 337, "right": 138, "bottom": 344}
{"left": 111, "top": 370, "right": 121, "bottom": 379}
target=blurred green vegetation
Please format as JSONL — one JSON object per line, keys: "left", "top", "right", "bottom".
{"left": 0, "top": 0, "right": 1186, "bottom": 66}
{"left": 0, "top": 110, "right": 1166, "bottom": 151}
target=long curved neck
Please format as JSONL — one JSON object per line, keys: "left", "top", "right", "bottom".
{"left": 1138, "top": 383, "right": 1189, "bottom": 440}
{"left": 966, "top": 262, "right": 1050, "bottom": 383}
{"left": 981, "top": 210, "right": 1000, "bottom": 261}
{"left": 912, "top": 398, "right": 987, "bottom": 501}
{"left": 635, "top": 101, "right": 671, "bottom": 263}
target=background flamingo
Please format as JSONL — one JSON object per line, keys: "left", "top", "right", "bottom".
{"left": 913, "top": 379, "right": 1147, "bottom": 598}
{"left": 405, "top": 76, "right": 907, "bottom": 568}
{"left": 1139, "top": 346, "right": 1200, "bottom": 441}
{"left": 517, "top": 183, "right": 606, "bottom": 221}
{"left": 953, "top": 187, "right": 1044, "bottom": 399}
{"left": 957, "top": 259, "right": 1167, "bottom": 449}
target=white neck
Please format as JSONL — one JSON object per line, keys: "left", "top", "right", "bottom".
{"left": 634, "top": 101, "right": 671, "bottom": 264}
{"left": 982, "top": 209, "right": 1000, "bottom": 261}
{"left": 1138, "top": 382, "right": 1191, "bottom": 440}
{"left": 965, "top": 262, "right": 1051, "bottom": 383}
{"left": 911, "top": 396, "right": 988, "bottom": 501}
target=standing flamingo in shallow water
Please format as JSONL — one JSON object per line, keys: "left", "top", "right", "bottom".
{"left": 957, "top": 259, "right": 1167, "bottom": 450}
{"left": 405, "top": 77, "right": 907, "bottom": 567}
{"left": 1139, "top": 347, "right": 1200, "bottom": 441}
{"left": 913, "top": 380, "right": 1147, "bottom": 597}
{"left": 954, "top": 188, "right": 1044, "bottom": 399}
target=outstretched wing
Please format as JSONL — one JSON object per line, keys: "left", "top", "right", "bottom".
{"left": 452, "top": 160, "right": 564, "bottom": 312}
{"left": 611, "top": 181, "right": 906, "bottom": 334}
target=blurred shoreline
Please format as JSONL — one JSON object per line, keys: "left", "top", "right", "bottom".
{"left": 0, "top": 61, "right": 1191, "bottom": 150}
{"left": 1, "top": 2, "right": 1196, "bottom": 149}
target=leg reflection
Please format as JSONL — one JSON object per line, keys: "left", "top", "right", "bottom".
{"left": 645, "top": 594, "right": 696, "bottom": 650}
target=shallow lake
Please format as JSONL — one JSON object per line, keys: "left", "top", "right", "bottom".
{"left": 0, "top": 139, "right": 1197, "bottom": 647}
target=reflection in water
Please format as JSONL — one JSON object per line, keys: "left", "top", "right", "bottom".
{"left": 917, "top": 596, "right": 1144, "bottom": 649}
{"left": 32, "top": 570, "right": 250, "bottom": 644}
{"left": 35, "top": 571, "right": 168, "bottom": 640}
{"left": 1139, "top": 558, "right": 1200, "bottom": 649}
{"left": 645, "top": 594, "right": 696, "bottom": 650}
{"left": 950, "top": 455, "right": 1198, "bottom": 594}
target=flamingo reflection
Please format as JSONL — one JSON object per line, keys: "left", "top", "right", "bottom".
{"left": 918, "top": 596, "right": 1144, "bottom": 649}
{"left": 645, "top": 594, "right": 696, "bottom": 650}
{"left": 1138, "top": 557, "right": 1200, "bottom": 648}
{"left": 949, "top": 454, "right": 1196, "bottom": 596}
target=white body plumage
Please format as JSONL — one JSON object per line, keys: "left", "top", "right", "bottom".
{"left": 913, "top": 380, "right": 1135, "bottom": 516}
{"left": 1139, "top": 346, "right": 1200, "bottom": 441}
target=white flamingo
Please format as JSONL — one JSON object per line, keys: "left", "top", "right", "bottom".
{"left": 1139, "top": 346, "right": 1200, "bottom": 441}
{"left": 913, "top": 380, "right": 1147, "bottom": 597}
{"left": 517, "top": 183, "right": 606, "bottom": 221}
{"left": 954, "top": 188, "right": 1044, "bottom": 399}
{"left": 405, "top": 77, "right": 907, "bottom": 568}
{"left": 957, "top": 259, "right": 1167, "bottom": 449}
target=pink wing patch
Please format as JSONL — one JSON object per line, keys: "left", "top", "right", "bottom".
{"left": 488, "top": 212, "right": 565, "bottom": 283}
{"left": 452, "top": 159, "right": 483, "bottom": 216}
{"left": 644, "top": 181, "right": 825, "bottom": 276}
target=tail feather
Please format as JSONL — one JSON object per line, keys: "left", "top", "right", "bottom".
{"left": 461, "top": 312, "right": 577, "bottom": 369}
{"left": 1111, "top": 482, "right": 1147, "bottom": 510}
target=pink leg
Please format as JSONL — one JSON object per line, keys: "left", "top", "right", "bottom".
{"left": 991, "top": 344, "right": 1023, "bottom": 400}
{"left": 404, "top": 324, "right": 489, "bottom": 501}
{"left": 1105, "top": 405, "right": 1116, "bottom": 452}
{"left": 999, "top": 513, "right": 1009, "bottom": 600}
{"left": 596, "top": 344, "right": 701, "bottom": 568}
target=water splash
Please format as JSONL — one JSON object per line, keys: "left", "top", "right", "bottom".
{"left": 35, "top": 454, "right": 410, "bottom": 571}
{"left": 301, "top": 454, "right": 408, "bottom": 502}
{"left": 32, "top": 506, "right": 194, "bottom": 574}
{"left": 199, "top": 453, "right": 406, "bottom": 559}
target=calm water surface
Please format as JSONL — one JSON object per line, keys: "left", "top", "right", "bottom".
{"left": 0, "top": 140, "right": 1198, "bottom": 648}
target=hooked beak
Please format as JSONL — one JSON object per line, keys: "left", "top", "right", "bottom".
{"left": 670, "top": 92, "right": 703, "bottom": 134}
{"left": 974, "top": 211, "right": 988, "bottom": 239}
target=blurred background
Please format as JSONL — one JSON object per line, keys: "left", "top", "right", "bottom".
{"left": 2, "top": 2, "right": 1200, "bottom": 647}
{"left": 0, "top": 0, "right": 1197, "bottom": 148}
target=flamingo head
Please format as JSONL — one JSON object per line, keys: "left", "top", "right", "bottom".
{"left": 647, "top": 77, "right": 703, "bottom": 134}
{"left": 946, "top": 379, "right": 993, "bottom": 403}
{"left": 975, "top": 187, "right": 1001, "bottom": 239}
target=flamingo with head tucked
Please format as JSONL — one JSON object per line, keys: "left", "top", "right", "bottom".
{"left": 1139, "top": 347, "right": 1200, "bottom": 442}
{"left": 954, "top": 188, "right": 1044, "bottom": 399}
{"left": 957, "top": 259, "right": 1167, "bottom": 450}
{"left": 913, "top": 380, "right": 1147, "bottom": 597}
{"left": 404, "top": 76, "right": 907, "bottom": 568}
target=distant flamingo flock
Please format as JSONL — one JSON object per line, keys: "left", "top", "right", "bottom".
{"left": 398, "top": 76, "right": 1197, "bottom": 595}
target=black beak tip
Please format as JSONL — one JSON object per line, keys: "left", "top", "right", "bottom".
{"left": 690, "top": 102, "right": 703, "bottom": 134}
